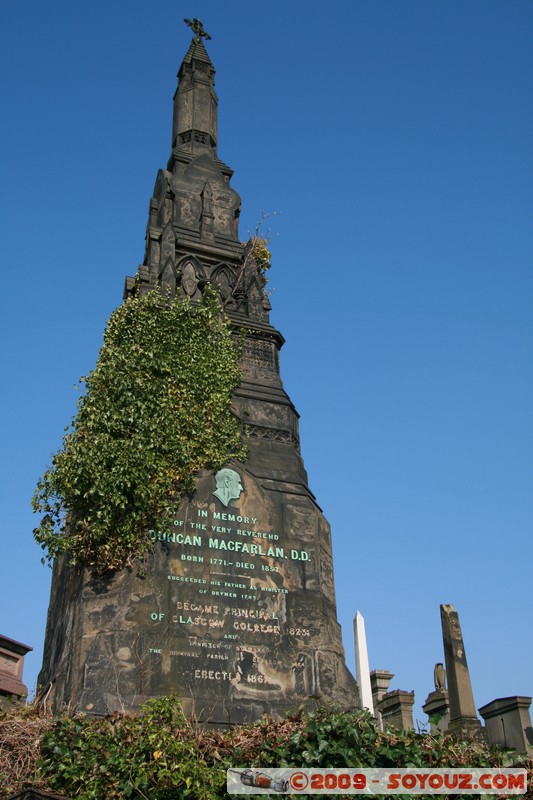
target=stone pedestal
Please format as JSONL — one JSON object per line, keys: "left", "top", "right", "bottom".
{"left": 371, "top": 670, "right": 394, "bottom": 706}
{"left": 377, "top": 689, "right": 415, "bottom": 732}
{"left": 370, "top": 669, "right": 394, "bottom": 729}
{"left": 422, "top": 688, "right": 449, "bottom": 733}
{"left": 0, "top": 635, "right": 32, "bottom": 706}
{"left": 479, "top": 696, "right": 533, "bottom": 755}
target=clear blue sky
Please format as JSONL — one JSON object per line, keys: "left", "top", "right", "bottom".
{"left": 1, "top": 0, "right": 531, "bottom": 726}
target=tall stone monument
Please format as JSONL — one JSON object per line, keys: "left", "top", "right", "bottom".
{"left": 440, "top": 603, "right": 482, "bottom": 737}
{"left": 354, "top": 611, "right": 374, "bottom": 715}
{"left": 38, "top": 22, "right": 358, "bottom": 724}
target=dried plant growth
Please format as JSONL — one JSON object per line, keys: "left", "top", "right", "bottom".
{"left": 0, "top": 704, "right": 52, "bottom": 796}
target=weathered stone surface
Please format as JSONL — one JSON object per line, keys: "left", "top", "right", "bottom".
{"left": 434, "top": 661, "right": 446, "bottom": 691}
{"left": 0, "top": 634, "right": 32, "bottom": 704}
{"left": 440, "top": 603, "right": 482, "bottom": 737}
{"left": 40, "top": 459, "right": 356, "bottom": 721}
{"left": 422, "top": 689, "right": 450, "bottom": 733}
{"left": 370, "top": 669, "right": 393, "bottom": 704}
{"left": 38, "top": 25, "right": 358, "bottom": 723}
{"left": 377, "top": 689, "right": 414, "bottom": 731}
{"left": 479, "top": 696, "right": 533, "bottom": 755}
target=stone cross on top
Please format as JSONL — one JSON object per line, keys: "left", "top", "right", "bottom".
{"left": 184, "top": 18, "right": 211, "bottom": 42}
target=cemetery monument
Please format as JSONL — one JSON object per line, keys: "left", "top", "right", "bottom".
{"left": 37, "top": 21, "right": 358, "bottom": 724}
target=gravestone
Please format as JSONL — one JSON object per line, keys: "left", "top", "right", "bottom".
{"left": 376, "top": 689, "right": 414, "bottom": 731}
{"left": 370, "top": 670, "right": 394, "bottom": 706}
{"left": 440, "top": 603, "right": 482, "bottom": 737}
{"left": 38, "top": 23, "right": 358, "bottom": 723}
{"left": 0, "top": 634, "right": 32, "bottom": 707}
{"left": 370, "top": 669, "right": 394, "bottom": 730}
{"left": 479, "top": 696, "right": 533, "bottom": 755}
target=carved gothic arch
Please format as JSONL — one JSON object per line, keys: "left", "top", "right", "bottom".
{"left": 159, "top": 258, "right": 176, "bottom": 296}
{"left": 153, "top": 168, "right": 171, "bottom": 201}
{"left": 161, "top": 221, "right": 175, "bottom": 244}
{"left": 211, "top": 263, "right": 237, "bottom": 304}
{"left": 176, "top": 255, "right": 206, "bottom": 298}
{"left": 160, "top": 222, "right": 176, "bottom": 274}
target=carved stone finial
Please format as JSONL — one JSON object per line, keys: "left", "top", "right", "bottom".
{"left": 434, "top": 662, "right": 446, "bottom": 691}
{"left": 184, "top": 18, "right": 211, "bottom": 42}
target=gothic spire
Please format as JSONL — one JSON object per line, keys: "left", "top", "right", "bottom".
{"left": 171, "top": 19, "right": 218, "bottom": 158}
{"left": 125, "top": 21, "right": 243, "bottom": 301}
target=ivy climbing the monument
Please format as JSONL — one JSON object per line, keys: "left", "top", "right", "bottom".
{"left": 32, "top": 287, "right": 247, "bottom": 573}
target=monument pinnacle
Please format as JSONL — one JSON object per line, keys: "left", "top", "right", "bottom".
{"left": 184, "top": 18, "right": 211, "bottom": 43}
{"left": 165, "top": 18, "right": 225, "bottom": 178}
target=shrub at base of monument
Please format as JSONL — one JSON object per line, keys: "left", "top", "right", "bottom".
{"left": 31, "top": 287, "right": 246, "bottom": 574}
{"left": 0, "top": 699, "right": 531, "bottom": 800}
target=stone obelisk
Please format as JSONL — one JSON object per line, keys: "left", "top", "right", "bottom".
{"left": 354, "top": 611, "right": 374, "bottom": 715}
{"left": 440, "top": 604, "right": 482, "bottom": 737}
{"left": 38, "top": 21, "right": 358, "bottom": 724}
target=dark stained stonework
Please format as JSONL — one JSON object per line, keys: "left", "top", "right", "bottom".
{"left": 38, "top": 26, "right": 358, "bottom": 723}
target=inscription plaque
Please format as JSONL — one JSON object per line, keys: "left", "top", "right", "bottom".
{"left": 145, "top": 469, "right": 313, "bottom": 707}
